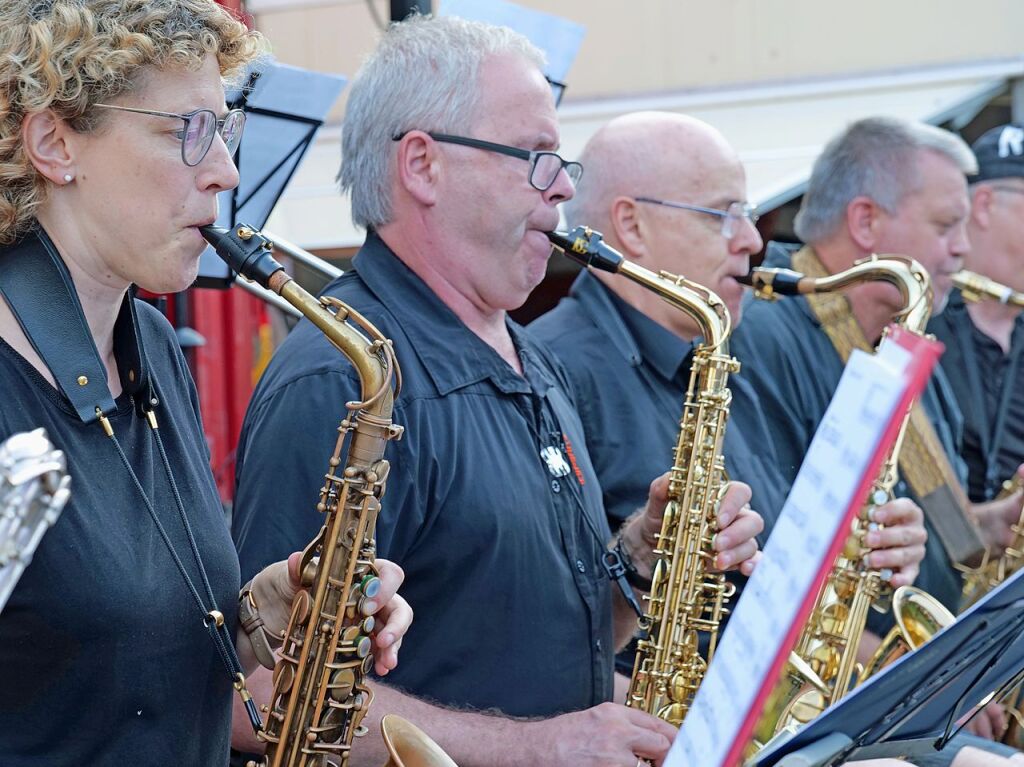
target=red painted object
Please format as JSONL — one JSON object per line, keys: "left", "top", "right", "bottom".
{"left": 182, "top": 0, "right": 266, "bottom": 504}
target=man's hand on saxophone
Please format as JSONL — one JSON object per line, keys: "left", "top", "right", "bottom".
{"left": 620, "top": 476, "right": 764, "bottom": 579}
{"left": 861, "top": 497, "right": 929, "bottom": 588}
{"left": 968, "top": 462, "right": 1024, "bottom": 554}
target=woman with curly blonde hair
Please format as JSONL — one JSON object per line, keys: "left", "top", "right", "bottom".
{"left": 0, "top": 1, "right": 411, "bottom": 763}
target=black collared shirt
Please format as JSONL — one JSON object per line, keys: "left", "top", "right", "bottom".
{"left": 730, "top": 242, "right": 967, "bottom": 622}
{"left": 531, "top": 270, "right": 789, "bottom": 532}
{"left": 929, "top": 289, "right": 1024, "bottom": 501}
{"left": 233, "top": 232, "right": 614, "bottom": 717}
{"left": 0, "top": 300, "right": 238, "bottom": 765}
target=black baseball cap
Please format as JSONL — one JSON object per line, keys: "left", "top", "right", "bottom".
{"left": 971, "top": 124, "right": 1024, "bottom": 183}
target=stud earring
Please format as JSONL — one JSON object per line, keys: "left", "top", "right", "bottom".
{"left": 63, "top": 173, "right": 73, "bottom": 183}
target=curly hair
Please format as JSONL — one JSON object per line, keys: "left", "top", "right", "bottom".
{"left": 0, "top": 0, "right": 263, "bottom": 244}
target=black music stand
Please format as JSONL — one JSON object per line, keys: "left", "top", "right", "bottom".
{"left": 195, "top": 58, "right": 347, "bottom": 287}
{"left": 749, "top": 568, "right": 1024, "bottom": 766}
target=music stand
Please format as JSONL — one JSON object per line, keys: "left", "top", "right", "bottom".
{"left": 749, "top": 566, "right": 1024, "bottom": 766}
{"left": 195, "top": 58, "right": 347, "bottom": 287}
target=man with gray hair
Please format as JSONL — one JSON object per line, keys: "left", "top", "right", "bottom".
{"left": 229, "top": 14, "right": 763, "bottom": 766}
{"left": 731, "top": 116, "right": 1024, "bottom": 753}
{"left": 929, "top": 123, "right": 1024, "bottom": 505}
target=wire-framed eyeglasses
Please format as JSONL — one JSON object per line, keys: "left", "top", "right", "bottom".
{"left": 394, "top": 131, "right": 583, "bottom": 191}
{"left": 94, "top": 104, "right": 246, "bottom": 167}
{"left": 634, "top": 196, "right": 759, "bottom": 239}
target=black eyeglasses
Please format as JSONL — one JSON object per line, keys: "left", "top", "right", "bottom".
{"left": 634, "top": 197, "right": 759, "bottom": 239}
{"left": 94, "top": 104, "right": 246, "bottom": 167}
{"left": 394, "top": 131, "right": 583, "bottom": 192}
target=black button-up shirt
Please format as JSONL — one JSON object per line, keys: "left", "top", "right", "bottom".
{"left": 730, "top": 242, "right": 967, "bottom": 623}
{"left": 929, "top": 289, "right": 1024, "bottom": 501}
{"left": 531, "top": 270, "right": 789, "bottom": 532}
{"left": 232, "top": 232, "right": 614, "bottom": 716}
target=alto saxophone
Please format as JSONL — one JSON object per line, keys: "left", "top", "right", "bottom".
{"left": 547, "top": 227, "right": 738, "bottom": 725}
{"left": 744, "top": 255, "right": 953, "bottom": 738}
{"left": 202, "top": 225, "right": 456, "bottom": 767}
{"left": 951, "top": 269, "right": 1024, "bottom": 607}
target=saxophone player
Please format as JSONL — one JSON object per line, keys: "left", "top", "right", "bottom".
{"left": 731, "top": 117, "right": 1023, "bottom": 759}
{"left": 231, "top": 15, "right": 763, "bottom": 767}
{"left": 530, "top": 110, "right": 929, "bottom": 688}
{"left": 0, "top": 1, "right": 412, "bottom": 764}
{"left": 929, "top": 124, "right": 1024, "bottom": 505}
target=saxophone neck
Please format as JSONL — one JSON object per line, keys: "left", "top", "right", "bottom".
{"left": 201, "top": 223, "right": 400, "bottom": 419}
{"left": 547, "top": 227, "right": 733, "bottom": 350}
{"left": 742, "top": 254, "right": 933, "bottom": 334}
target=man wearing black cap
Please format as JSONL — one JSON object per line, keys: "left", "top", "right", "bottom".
{"left": 929, "top": 124, "right": 1024, "bottom": 503}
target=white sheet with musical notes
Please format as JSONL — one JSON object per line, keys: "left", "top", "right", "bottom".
{"left": 667, "top": 345, "right": 913, "bottom": 767}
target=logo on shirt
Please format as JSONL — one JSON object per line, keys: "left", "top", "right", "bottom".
{"left": 540, "top": 445, "right": 571, "bottom": 478}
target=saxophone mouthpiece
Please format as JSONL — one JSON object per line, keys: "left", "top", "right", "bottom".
{"left": 739, "top": 266, "right": 809, "bottom": 301}
{"left": 547, "top": 226, "right": 624, "bottom": 273}
{"left": 200, "top": 223, "right": 284, "bottom": 289}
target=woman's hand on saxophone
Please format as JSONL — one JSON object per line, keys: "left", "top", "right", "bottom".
{"left": 862, "top": 498, "right": 928, "bottom": 587}
{"left": 238, "top": 552, "right": 413, "bottom": 676}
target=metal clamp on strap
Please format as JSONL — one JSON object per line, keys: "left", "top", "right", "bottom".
{"left": 239, "top": 581, "right": 280, "bottom": 670}
{"left": 0, "top": 226, "right": 119, "bottom": 423}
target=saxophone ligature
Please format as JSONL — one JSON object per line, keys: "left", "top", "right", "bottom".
{"left": 547, "top": 226, "right": 738, "bottom": 725}
{"left": 742, "top": 255, "right": 954, "bottom": 739}
{"left": 202, "top": 224, "right": 456, "bottom": 767}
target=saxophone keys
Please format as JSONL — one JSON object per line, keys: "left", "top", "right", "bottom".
{"left": 272, "top": 661, "right": 296, "bottom": 694}
{"left": 329, "top": 667, "right": 357, "bottom": 700}
{"left": 340, "top": 624, "right": 374, "bottom": 658}
{"left": 656, "top": 702, "right": 687, "bottom": 727}
{"left": 290, "top": 589, "right": 313, "bottom": 624}
{"left": 788, "top": 689, "right": 827, "bottom": 725}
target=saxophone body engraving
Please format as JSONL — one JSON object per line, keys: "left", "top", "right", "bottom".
{"left": 548, "top": 226, "right": 738, "bottom": 725}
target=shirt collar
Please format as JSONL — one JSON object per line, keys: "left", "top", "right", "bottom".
{"left": 351, "top": 231, "right": 536, "bottom": 396}
{"left": 569, "top": 270, "right": 693, "bottom": 381}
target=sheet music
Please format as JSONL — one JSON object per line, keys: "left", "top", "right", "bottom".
{"left": 667, "top": 347, "right": 912, "bottom": 767}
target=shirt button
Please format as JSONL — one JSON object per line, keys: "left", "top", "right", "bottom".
{"left": 575, "top": 558, "right": 586, "bottom": 573}
{"left": 595, "top": 639, "right": 603, "bottom": 652}
{"left": 550, "top": 479, "right": 561, "bottom": 493}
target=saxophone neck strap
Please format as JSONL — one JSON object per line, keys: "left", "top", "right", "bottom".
{"left": 793, "top": 246, "right": 986, "bottom": 567}
{"left": 0, "top": 225, "right": 153, "bottom": 424}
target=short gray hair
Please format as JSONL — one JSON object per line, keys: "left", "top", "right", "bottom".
{"left": 794, "top": 117, "right": 977, "bottom": 243}
{"left": 340, "top": 14, "right": 545, "bottom": 230}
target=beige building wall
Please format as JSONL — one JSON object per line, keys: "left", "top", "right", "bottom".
{"left": 252, "top": 0, "right": 1024, "bottom": 112}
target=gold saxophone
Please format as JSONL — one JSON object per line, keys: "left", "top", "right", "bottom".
{"left": 202, "top": 225, "right": 456, "bottom": 767}
{"left": 952, "top": 270, "right": 1024, "bottom": 607}
{"left": 547, "top": 227, "right": 738, "bottom": 725}
{"left": 744, "top": 255, "right": 954, "bottom": 739}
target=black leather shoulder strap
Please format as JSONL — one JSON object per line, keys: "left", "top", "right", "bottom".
{"left": 0, "top": 226, "right": 120, "bottom": 423}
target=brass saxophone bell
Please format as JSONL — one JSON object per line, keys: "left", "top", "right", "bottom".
{"left": 381, "top": 715, "right": 459, "bottom": 767}
{"left": 858, "top": 585, "right": 954, "bottom": 681}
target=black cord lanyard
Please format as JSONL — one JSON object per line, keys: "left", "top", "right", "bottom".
{"left": 95, "top": 403, "right": 263, "bottom": 734}
{"left": 954, "top": 315, "right": 1023, "bottom": 499}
